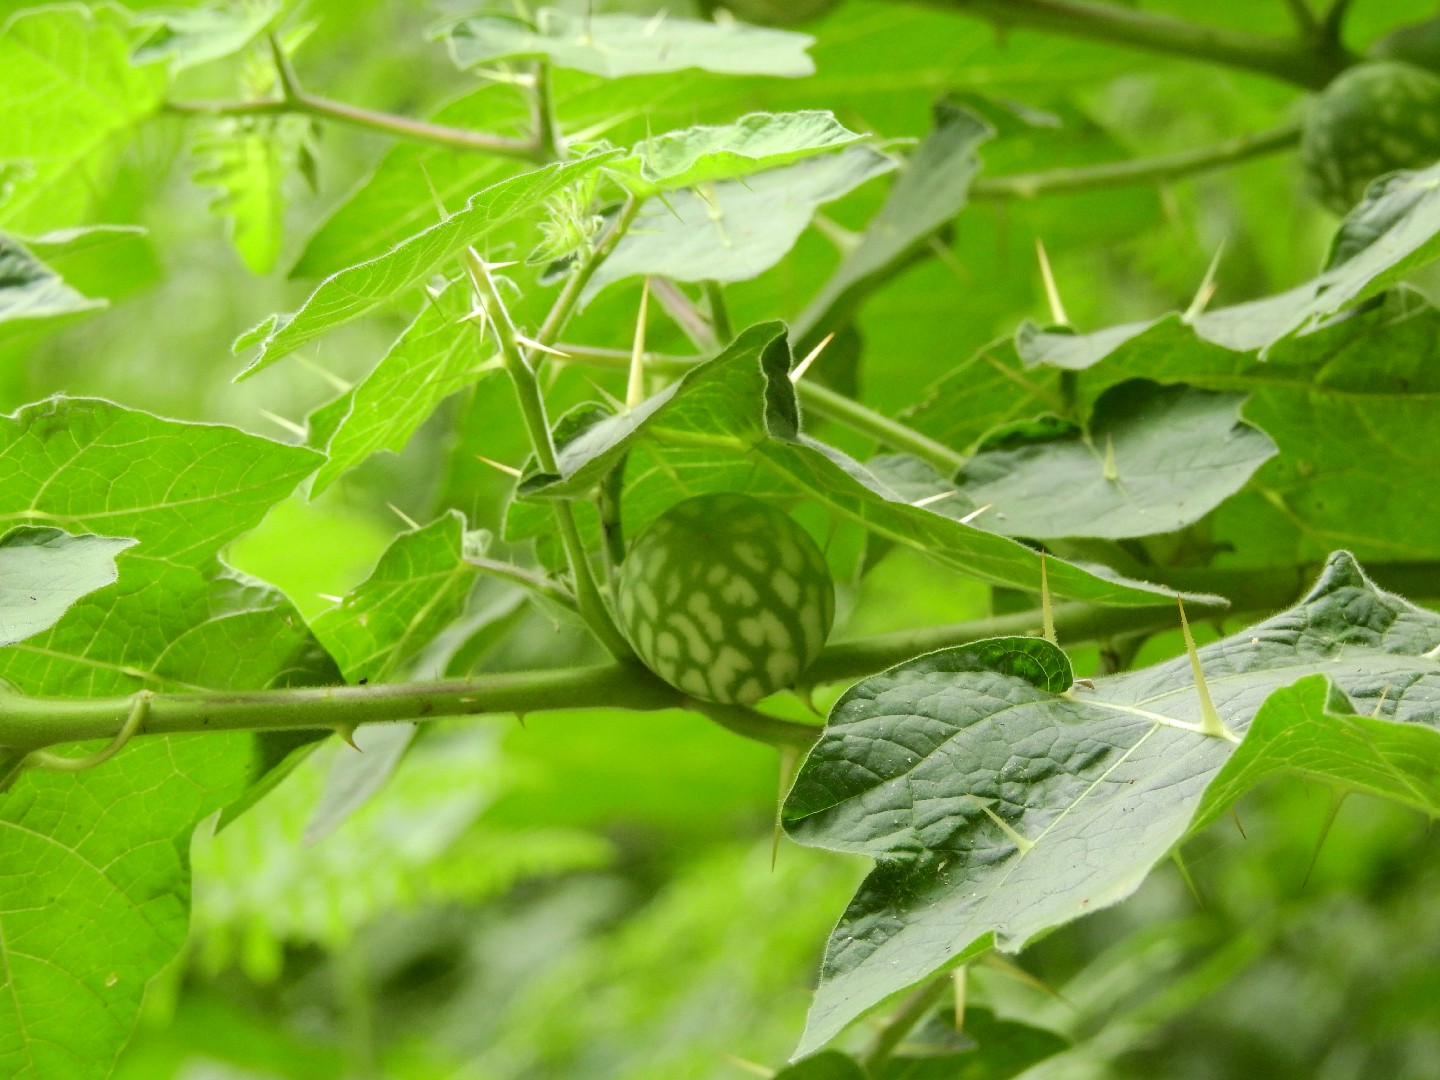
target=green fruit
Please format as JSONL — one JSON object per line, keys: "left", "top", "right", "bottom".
{"left": 1301, "top": 60, "right": 1440, "bottom": 214}
{"left": 617, "top": 493, "right": 835, "bottom": 705}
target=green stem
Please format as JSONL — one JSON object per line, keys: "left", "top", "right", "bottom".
{"left": 863, "top": 972, "right": 953, "bottom": 1074}
{"left": 901, "top": 0, "right": 1354, "bottom": 88}
{"left": 462, "top": 252, "right": 633, "bottom": 659}
{"left": 703, "top": 280, "right": 733, "bottom": 344}
{"left": 970, "top": 121, "right": 1303, "bottom": 201}
{"left": 1281, "top": 0, "right": 1319, "bottom": 37}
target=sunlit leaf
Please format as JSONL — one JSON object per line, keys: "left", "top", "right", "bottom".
{"left": 0, "top": 527, "right": 134, "bottom": 646}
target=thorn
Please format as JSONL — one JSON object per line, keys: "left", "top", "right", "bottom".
{"left": 953, "top": 965, "right": 967, "bottom": 1032}
{"left": 1102, "top": 432, "right": 1119, "bottom": 482}
{"left": 316, "top": 592, "right": 346, "bottom": 605}
{"left": 958, "top": 503, "right": 991, "bottom": 525}
{"left": 1183, "top": 240, "right": 1226, "bottom": 323}
{"left": 979, "top": 953, "right": 1074, "bottom": 1008}
{"left": 515, "top": 334, "right": 571, "bottom": 358}
{"left": 1035, "top": 239, "right": 1069, "bottom": 327}
{"left": 1172, "top": 848, "right": 1204, "bottom": 908}
{"left": 627, "top": 278, "right": 650, "bottom": 409}
{"left": 642, "top": 8, "right": 669, "bottom": 36}
{"left": 721, "top": 1055, "right": 775, "bottom": 1078}
{"left": 810, "top": 212, "right": 860, "bottom": 253}
{"left": 258, "top": 409, "right": 308, "bottom": 439}
{"left": 1371, "top": 685, "right": 1392, "bottom": 718}
{"left": 475, "top": 455, "right": 524, "bottom": 478}
{"left": 1303, "top": 788, "right": 1347, "bottom": 890}
{"left": 294, "top": 355, "right": 352, "bottom": 393}
{"left": 387, "top": 502, "right": 421, "bottom": 531}
{"left": 1040, "top": 552, "right": 1057, "bottom": 647}
{"left": 971, "top": 796, "right": 1034, "bottom": 854}
{"left": 1177, "top": 596, "right": 1233, "bottom": 740}
{"left": 912, "top": 489, "right": 958, "bottom": 508}
{"left": 1231, "top": 806, "right": 1248, "bottom": 839}
{"left": 515, "top": 712, "right": 527, "bottom": 729}
{"left": 335, "top": 724, "right": 361, "bottom": 751}
{"left": 789, "top": 332, "right": 834, "bottom": 384}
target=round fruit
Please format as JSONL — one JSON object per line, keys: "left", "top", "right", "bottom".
{"left": 1301, "top": 60, "right": 1440, "bottom": 214}
{"left": 617, "top": 493, "right": 835, "bottom": 705}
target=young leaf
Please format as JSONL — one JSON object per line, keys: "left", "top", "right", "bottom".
{"left": 782, "top": 553, "right": 1439, "bottom": 1054}
{"left": 440, "top": 10, "right": 815, "bottom": 79}
{"left": 130, "top": 0, "right": 282, "bottom": 71}
{"left": 611, "top": 111, "right": 867, "bottom": 195}
{"left": 308, "top": 512, "right": 478, "bottom": 686}
{"left": 310, "top": 281, "right": 488, "bottom": 495}
{"left": 0, "top": 527, "right": 134, "bottom": 645}
{"left": 581, "top": 146, "right": 896, "bottom": 302}
{"left": 192, "top": 116, "right": 312, "bottom": 275}
{"left": 0, "top": 6, "right": 168, "bottom": 233}
{"left": 0, "top": 233, "right": 106, "bottom": 327}
{"left": 236, "top": 154, "right": 618, "bottom": 375}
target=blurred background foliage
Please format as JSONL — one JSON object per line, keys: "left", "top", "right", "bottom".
{"left": 3, "top": 0, "right": 1438, "bottom": 1076}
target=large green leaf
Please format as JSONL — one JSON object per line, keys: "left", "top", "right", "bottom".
{"left": 0, "top": 527, "right": 134, "bottom": 646}
{"left": 1018, "top": 297, "right": 1440, "bottom": 560}
{"left": 612, "top": 111, "right": 867, "bottom": 195}
{"left": 793, "top": 102, "right": 994, "bottom": 345}
{"left": 308, "top": 512, "right": 478, "bottom": 685}
{"left": 782, "top": 553, "right": 1440, "bottom": 1053}
{"left": 0, "top": 398, "right": 330, "bottom": 1078}
{"left": 311, "top": 282, "right": 488, "bottom": 495}
{"left": 440, "top": 10, "right": 815, "bottom": 79}
{"left": 581, "top": 146, "right": 896, "bottom": 301}
{"left": 236, "top": 154, "right": 616, "bottom": 375}
{"left": 874, "top": 381, "right": 1277, "bottom": 540}
{"left": 0, "top": 6, "right": 167, "bottom": 233}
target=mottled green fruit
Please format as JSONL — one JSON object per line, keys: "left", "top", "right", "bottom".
{"left": 1370, "top": 15, "right": 1440, "bottom": 75}
{"left": 617, "top": 493, "right": 835, "bottom": 705}
{"left": 1301, "top": 60, "right": 1440, "bottom": 214}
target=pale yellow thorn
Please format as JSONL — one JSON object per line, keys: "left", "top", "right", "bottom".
{"left": 1183, "top": 240, "right": 1227, "bottom": 323}
{"left": 789, "top": 332, "right": 835, "bottom": 384}
{"left": 912, "top": 489, "right": 958, "bottom": 508}
{"left": 1035, "top": 239, "right": 1069, "bottom": 327}
{"left": 959, "top": 503, "right": 992, "bottom": 525}
{"left": 627, "top": 278, "right": 651, "bottom": 409}
{"left": 721, "top": 1055, "right": 775, "bottom": 1079}
{"left": 387, "top": 502, "right": 422, "bottom": 531}
{"left": 1040, "top": 551, "right": 1057, "bottom": 647}
{"left": 258, "top": 409, "right": 307, "bottom": 440}
{"left": 1102, "top": 432, "right": 1119, "bottom": 482}
{"left": 516, "top": 334, "right": 570, "bottom": 358}
{"left": 953, "top": 965, "right": 968, "bottom": 1032}
{"left": 476, "top": 455, "right": 524, "bottom": 478}
{"left": 1177, "top": 596, "right": 1233, "bottom": 739}
{"left": 316, "top": 592, "right": 345, "bottom": 605}
{"left": 295, "top": 355, "right": 352, "bottom": 393}
{"left": 642, "top": 8, "right": 669, "bottom": 35}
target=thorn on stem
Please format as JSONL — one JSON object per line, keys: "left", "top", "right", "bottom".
{"left": 1035, "top": 239, "right": 1069, "bottom": 327}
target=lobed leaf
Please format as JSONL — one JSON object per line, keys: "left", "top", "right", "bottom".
{"left": 235, "top": 154, "right": 617, "bottom": 376}
{"left": 783, "top": 553, "right": 1440, "bottom": 1053}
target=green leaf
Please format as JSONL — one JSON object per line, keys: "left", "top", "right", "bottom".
{"left": 794, "top": 102, "right": 994, "bottom": 344}
{"left": 236, "top": 154, "right": 617, "bottom": 376}
{"left": 310, "top": 282, "right": 491, "bottom": 495}
{"left": 0, "top": 233, "right": 106, "bottom": 326}
{"left": 1020, "top": 299, "right": 1440, "bottom": 560}
{"left": 782, "top": 553, "right": 1440, "bottom": 1053}
{"left": 612, "top": 111, "right": 867, "bottom": 195}
{"left": 892, "top": 381, "right": 1278, "bottom": 540}
{"left": 192, "top": 117, "right": 312, "bottom": 275}
{"left": 0, "top": 527, "right": 134, "bottom": 646}
{"left": 875, "top": 1005, "right": 1069, "bottom": 1079}
{"left": 1189, "top": 674, "right": 1440, "bottom": 832}
{"left": 1192, "top": 161, "right": 1440, "bottom": 353}
{"left": 0, "top": 6, "right": 168, "bottom": 233}
{"left": 302, "top": 723, "right": 416, "bottom": 846}
{"left": 581, "top": 146, "right": 896, "bottom": 301}
{"left": 440, "top": 10, "right": 815, "bottom": 79}
{"left": 308, "top": 512, "right": 478, "bottom": 685}
{"left": 130, "top": 0, "right": 282, "bottom": 71}
{"left": 775, "top": 1051, "right": 867, "bottom": 1080}
{"left": 0, "top": 731, "right": 261, "bottom": 1080}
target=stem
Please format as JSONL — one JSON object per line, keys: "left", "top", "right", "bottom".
{"left": 901, "top": 0, "right": 1354, "bottom": 88}
{"left": 1320, "top": 0, "right": 1355, "bottom": 48}
{"left": 970, "top": 121, "right": 1303, "bottom": 201}
{"left": 532, "top": 62, "right": 563, "bottom": 161}
{"left": 863, "top": 973, "right": 952, "bottom": 1073}
{"left": 1281, "top": 0, "right": 1319, "bottom": 37}
{"left": 798, "top": 379, "right": 968, "bottom": 475}
{"left": 703, "top": 280, "right": 733, "bottom": 344}
{"left": 462, "top": 252, "right": 633, "bottom": 659}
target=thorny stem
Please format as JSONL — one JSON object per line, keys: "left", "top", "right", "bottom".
{"left": 462, "top": 252, "right": 633, "bottom": 659}
{"left": 900, "top": 0, "right": 1355, "bottom": 88}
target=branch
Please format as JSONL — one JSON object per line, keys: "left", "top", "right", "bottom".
{"left": 970, "top": 121, "right": 1303, "bottom": 201}
{"left": 901, "top": 0, "right": 1354, "bottom": 88}
{"left": 4, "top": 560, "right": 1436, "bottom": 757}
